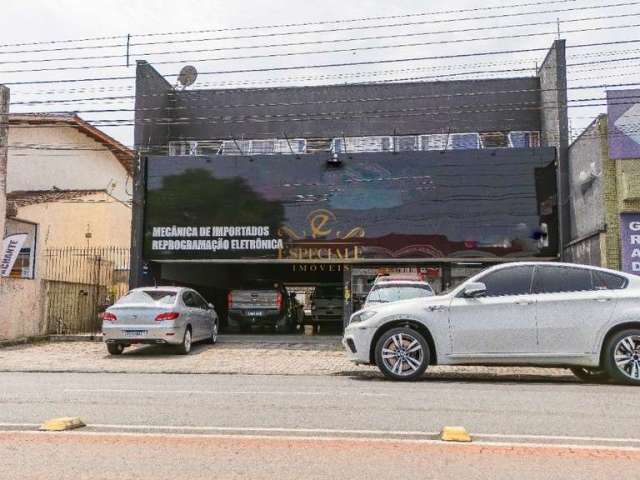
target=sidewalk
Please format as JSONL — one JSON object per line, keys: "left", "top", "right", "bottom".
{"left": 0, "top": 337, "right": 576, "bottom": 381}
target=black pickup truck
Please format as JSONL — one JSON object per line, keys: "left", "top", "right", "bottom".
{"left": 227, "top": 284, "right": 301, "bottom": 333}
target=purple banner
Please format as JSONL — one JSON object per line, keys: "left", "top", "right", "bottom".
{"left": 620, "top": 213, "right": 640, "bottom": 275}
{"left": 607, "top": 89, "right": 640, "bottom": 160}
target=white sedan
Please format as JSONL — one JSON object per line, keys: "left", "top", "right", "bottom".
{"left": 102, "top": 286, "right": 219, "bottom": 355}
{"left": 343, "top": 262, "right": 640, "bottom": 384}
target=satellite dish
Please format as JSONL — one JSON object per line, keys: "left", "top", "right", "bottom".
{"left": 176, "top": 65, "right": 198, "bottom": 89}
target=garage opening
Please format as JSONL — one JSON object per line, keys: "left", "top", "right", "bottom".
{"left": 155, "top": 262, "right": 346, "bottom": 335}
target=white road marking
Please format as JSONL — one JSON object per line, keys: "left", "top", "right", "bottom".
{"left": 2, "top": 421, "right": 640, "bottom": 447}
{"left": 2, "top": 429, "right": 640, "bottom": 453}
{"left": 63, "top": 388, "right": 391, "bottom": 397}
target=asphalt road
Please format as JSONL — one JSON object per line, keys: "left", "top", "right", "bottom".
{"left": 1, "top": 372, "right": 639, "bottom": 479}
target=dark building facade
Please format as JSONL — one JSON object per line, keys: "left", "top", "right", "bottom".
{"left": 131, "top": 41, "right": 568, "bottom": 332}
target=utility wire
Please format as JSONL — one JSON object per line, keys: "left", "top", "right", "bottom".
{"left": 6, "top": 38, "right": 640, "bottom": 86}
{"left": 3, "top": 11, "right": 637, "bottom": 66}
{"left": 4, "top": 19, "right": 640, "bottom": 75}
{"left": 0, "top": 0, "right": 578, "bottom": 50}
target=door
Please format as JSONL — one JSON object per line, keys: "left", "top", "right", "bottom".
{"left": 533, "top": 265, "right": 620, "bottom": 355}
{"left": 448, "top": 265, "right": 537, "bottom": 356}
{"left": 182, "top": 291, "right": 204, "bottom": 340}
{"left": 194, "top": 291, "right": 214, "bottom": 337}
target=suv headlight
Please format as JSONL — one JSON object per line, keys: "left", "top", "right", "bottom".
{"left": 350, "top": 310, "right": 377, "bottom": 324}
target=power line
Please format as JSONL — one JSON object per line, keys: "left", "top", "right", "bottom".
{"left": 4, "top": 11, "right": 637, "bottom": 67}
{"left": 0, "top": 0, "right": 577, "bottom": 50}
{"left": 6, "top": 37, "right": 640, "bottom": 87}
{"left": 9, "top": 78, "right": 637, "bottom": 118}
{"left": 4, "top": 18, "right": 640, "bottom": 75}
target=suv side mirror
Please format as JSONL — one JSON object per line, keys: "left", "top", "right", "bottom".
{"left": 463, "top": 282, "right": 487, "bottom": 298}
{"left": 208, "top": 303, "right": 214, "bottom": 309}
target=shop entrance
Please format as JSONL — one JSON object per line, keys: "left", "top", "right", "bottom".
{"left": 155, "top": 262, "right": 346, "bottom": 335}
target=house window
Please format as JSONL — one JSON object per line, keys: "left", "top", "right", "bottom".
{"left": 250, "top": 139, "right": 276, "bottom": 155}
{"left": 3, "top": 218, "right": 37, "bottom": 279}
{"left": 509, "top": 131, "right": 541, "bottom": 148}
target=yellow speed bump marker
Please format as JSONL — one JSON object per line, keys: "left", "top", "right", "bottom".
{"left": 39, "top": 417, "right": 86, "bottom": 432}
{"left": 440, "top": 426, "right": 472, "bottom": 442}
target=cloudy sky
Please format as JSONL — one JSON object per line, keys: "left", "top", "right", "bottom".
{"left": 2, "top": 0, "right": 639, "bottom": 145}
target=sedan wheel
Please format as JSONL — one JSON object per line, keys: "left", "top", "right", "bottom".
{"left": 374, "top": 327, "right": 429, "bottom": 381}
{"left": 603, "top": 329, "right": 640, "bottom": 385}
{"left": 176, "top": 328, "right": 192, "bottom": 355}
{"left": 210, "top": 321, "right": 219, "bottom": 345}
{"left": 106, "top": 343, "right": 124, "bottom": 355}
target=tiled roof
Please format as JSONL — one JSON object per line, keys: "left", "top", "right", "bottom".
{"left": 9, "top": 113, "right": 134, "bottom": 173}
{"left": 7, "top": 189, "right": 107, "bottom": 207}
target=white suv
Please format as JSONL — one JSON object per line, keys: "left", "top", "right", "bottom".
{"left": 343, "top": 262, "right": 640, "bottom": 384}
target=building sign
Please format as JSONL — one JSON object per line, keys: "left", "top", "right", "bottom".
{"left": 144, "top": 149, "right": 557, "bottom": 261}
{"left": 607, "top": 89, "right": 640, "bottom": 159}
{"left": 0, "top": 233, "right": 28, "bottom": 277}
{"left": 620, "top": 213, "right": 640, "bottom": 275}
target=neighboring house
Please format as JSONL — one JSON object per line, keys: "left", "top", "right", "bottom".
{"left": 6, "top": 113, "right": 134, "bottom": 277}
{"left": 0, "top": 112, "right": 134, "bottom": 341}
{"left": 565, "top": 113, "right": 640, "bottom": 273}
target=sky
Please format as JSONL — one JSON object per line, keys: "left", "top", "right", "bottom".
{"left": 2, "top": 0, "right": 639, "bottom": 146}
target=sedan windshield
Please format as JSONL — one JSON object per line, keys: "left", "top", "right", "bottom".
{"left": 116, "top": 290, "right": 177, "bottom": 305}
{"left": 366, "top": 284, "right": 433, "bottom": 304}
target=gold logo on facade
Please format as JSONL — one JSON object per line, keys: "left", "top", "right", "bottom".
{"left": 278, "top": 209, "right": 365, "bottom": 240}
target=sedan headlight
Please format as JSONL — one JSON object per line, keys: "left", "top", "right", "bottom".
{"left": 350, "top": 310, "right": 377, "bottom": 324}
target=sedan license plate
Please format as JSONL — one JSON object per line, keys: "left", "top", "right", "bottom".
{"left": 247, "top": 310, "right": 264, "bottom": 317}
{"left": 123, "top": 330, "right": 147, "bottom": 337}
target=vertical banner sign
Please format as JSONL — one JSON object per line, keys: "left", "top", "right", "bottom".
{"left": 0, "top": 233, "right": 27, "bottom": 277}
{"left": 620, "top": 213, "right": 640, "bottom": 275}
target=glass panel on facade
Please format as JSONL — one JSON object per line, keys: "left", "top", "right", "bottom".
{"left": 480, "top": 132, "right": 509, "bottom": 148}
{"left": 509, "top": 131, "right": 541, "bottom": 148}
{"left": 447, "top": 133, "right": 480, "bottom": 150}
{"left": 221, "top": 140, "right": 251, "bottom": 155}
{"left": 394, "top": 136, "right": 419, "bottom": 152}
{"left": 420, "top": 134, "right": 448, "bottom": 151}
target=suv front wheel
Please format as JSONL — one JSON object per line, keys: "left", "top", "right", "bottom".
{"left": 603, "top": 329, "right": 640, "bottom": 385}
{"left": 374, "top": 327, "right": 429, "bottom": 381}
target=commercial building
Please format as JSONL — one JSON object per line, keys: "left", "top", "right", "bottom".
{"left": 131, "top": 41, "right": 569, "bottom": 332}
{"left": 565, "top": 90, "right": 640, "bottom": 274}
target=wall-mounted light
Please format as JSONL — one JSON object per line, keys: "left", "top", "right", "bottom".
{"left": 327, "top": 152, "right": 342, "bottom": 167}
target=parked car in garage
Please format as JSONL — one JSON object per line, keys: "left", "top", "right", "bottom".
{"left": 227, "top": 284, "right": 297, "bottom": 333}
{"left": 102, "top": 286, "right": 219, "bottom": 355}
{"left": 343, "top": 262, "right": 640, "bottom": 384}
{"left": 311, "top": 284, "right": 343, "bottom": 325}
{"left": 364, "top": 277, "right": 433, "bottom": 308}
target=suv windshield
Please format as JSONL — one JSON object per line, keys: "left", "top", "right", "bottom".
{"left": 116, "top": 290, "right": 177, "bottom": 305}
{"left": 366, "top": 284, "right": 433, "bottom": 304}
{"left": 315, "top": 285, "right": 342, "bottom": 298}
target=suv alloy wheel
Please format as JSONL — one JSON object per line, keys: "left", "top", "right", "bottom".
{"left": 374, "top": 327, "right": 430, "bottom": 381}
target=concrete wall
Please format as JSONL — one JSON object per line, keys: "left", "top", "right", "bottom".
{"left": 15, "top": 192, "right": 131, "bottom": 251}
{"left": 0, "top": 278, "right": 45, "bottom": 341}
{"left": 170, "top": 76, "right": 542, "bottom": 141}
{"left": 7, "top": 125, "right": 132, "bottom": 203}
{"left": 567, "top": 117, "right": 606, "bottom": 240}
{"left": 538, "top": 40, "right": 569, "bottom": 258}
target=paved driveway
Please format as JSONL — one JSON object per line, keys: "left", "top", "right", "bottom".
{"left": 0, "top": 336, "right": 574, "bottom": 380}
